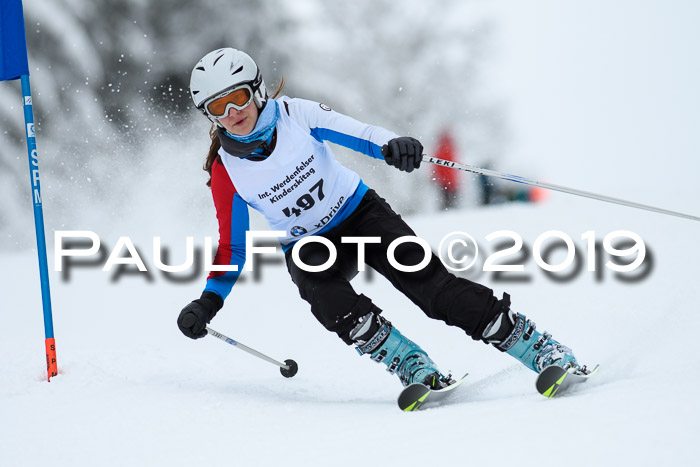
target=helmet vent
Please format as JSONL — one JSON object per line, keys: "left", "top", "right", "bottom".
{"left": 213, "top": 54, "right": 224, "bottom": 66}
{"left": 231, "top": 65, "right": 243, "bottom": 75}
{"left": 195, "top": 66, "right": 205, "bottom": 71}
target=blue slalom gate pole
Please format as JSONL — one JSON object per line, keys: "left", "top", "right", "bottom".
{"left": 3, "top": 0, "right": 57, "bottom": 380}
{"left": 20, "top": 74, "right": 58, "bottom": 380}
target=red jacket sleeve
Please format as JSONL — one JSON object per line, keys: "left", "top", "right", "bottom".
{"left": 203, "top": 157, "right": 249, "bottom": 300}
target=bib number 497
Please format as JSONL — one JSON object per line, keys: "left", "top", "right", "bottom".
{"left": 283, "top": 179, "right": 325, "bottom": 218}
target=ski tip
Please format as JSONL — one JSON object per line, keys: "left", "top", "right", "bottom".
{"left": 536, "top": 363, "right": 600, "bottom": 398}
{"left": 542, "top": 370, "right": 568, "bottom": 398}
{"left": 397, "top": 383, "right": 432, "bottom": 412}
{"left": 397, "top": 373, "right": 469, "bottom": 412}
{"left": 402, "top": 390, "right": 431, "bottom": 412}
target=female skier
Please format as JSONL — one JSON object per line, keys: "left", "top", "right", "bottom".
{"left": 177, "top": 48, "right": 581, "bottom": 389}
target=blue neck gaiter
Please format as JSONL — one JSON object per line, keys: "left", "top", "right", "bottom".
{"left": 224, "top": 99, "right": 279, "bottom": 144}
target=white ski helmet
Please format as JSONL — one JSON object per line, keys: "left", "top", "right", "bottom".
{"left": 190, "top": 48, "right": 267, "bottom": 120}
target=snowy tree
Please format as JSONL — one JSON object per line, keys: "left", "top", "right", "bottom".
{"left": 0, "top": 0, "right": 502, "bottom": 246}
{"left": 275, "top": 1, "right": 505, "bottom": 213}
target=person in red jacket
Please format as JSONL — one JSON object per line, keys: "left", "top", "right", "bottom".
{"left": 432, "top": 129, "right": 460, "bottom": 210}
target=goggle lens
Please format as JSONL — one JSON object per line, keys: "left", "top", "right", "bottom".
{"left": 206, "top": 87, "right": 253, "bottom": 117}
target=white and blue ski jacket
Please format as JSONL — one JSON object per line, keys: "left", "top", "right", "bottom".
{"left": 204, "top": 97, "right": 397, "bottom": 300}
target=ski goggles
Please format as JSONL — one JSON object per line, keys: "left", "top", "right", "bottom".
{"left": 203, "top": 84, "right": 254, "bottom": 118}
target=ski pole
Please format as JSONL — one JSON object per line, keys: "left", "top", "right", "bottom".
{"left": 205, "top": 326, "right": 298, "bottom": 378}
{"left": 425, "top": 156, "right": 700, "bottom": 222}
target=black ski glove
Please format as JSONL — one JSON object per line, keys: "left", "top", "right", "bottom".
{"left": 177, "top": 291, "right": 224, "bottom": 339}
{"left": 381, "top": 136, "right": 423, "bottom": 173}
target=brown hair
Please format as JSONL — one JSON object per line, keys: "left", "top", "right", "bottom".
{"left": 203, "top": 76, "right": 286, "bottom": 187}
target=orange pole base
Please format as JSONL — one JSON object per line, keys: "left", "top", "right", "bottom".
{"left": 45, "top": 338, "right": 57, "bottom": 381}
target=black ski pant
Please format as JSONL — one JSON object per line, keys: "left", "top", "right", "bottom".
{"left": 285, "top": 189, "right": 508, "bottom": 345}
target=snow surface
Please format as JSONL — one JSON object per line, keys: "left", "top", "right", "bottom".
{"left": 2, "top": 195, "right": 699, "bottom": 466}
{"left": 3, "top": 2, "right": 700, "bottom": 466}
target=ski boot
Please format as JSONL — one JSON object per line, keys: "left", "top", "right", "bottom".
{"left": 483, "top": 306, "right": 579, "bottom": 374}
{"left": 350, "top": 312, "right": 452, "bottom": 389}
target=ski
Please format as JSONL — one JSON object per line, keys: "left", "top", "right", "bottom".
{"left": 397, "top": 374, "right": 468, "bottom": 411}
{"left": 536, "top": 364, "right": 600, "bottom": 398}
